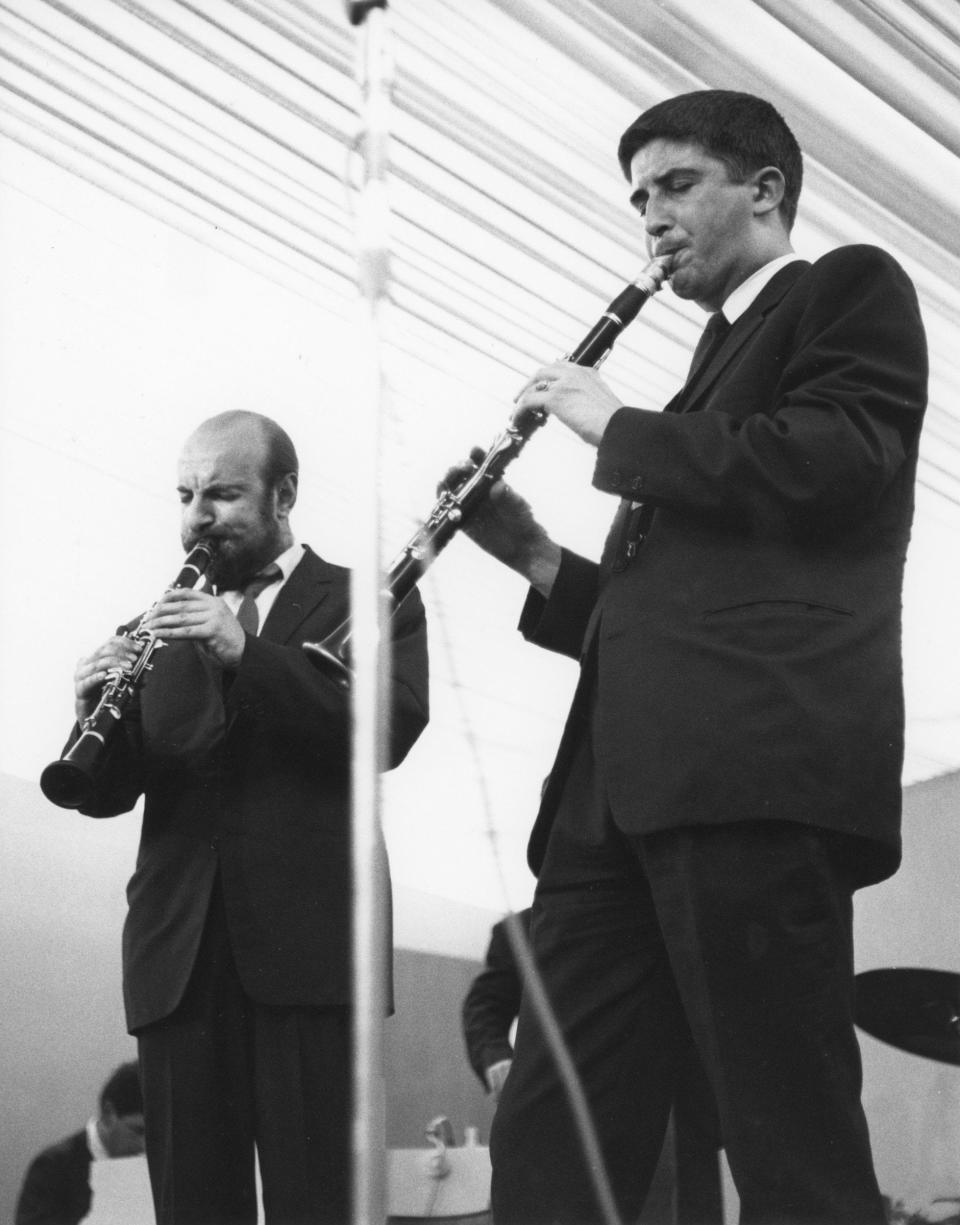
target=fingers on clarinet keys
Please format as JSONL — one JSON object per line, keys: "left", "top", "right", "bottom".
{"left": 79, "top": 638, "right": 138, "bottom": 679}
{"left": 438, "top": 452, "right": 482, "bottom": 497}
{"left": 514, "top": 372, "right": 550, "bottom": 402}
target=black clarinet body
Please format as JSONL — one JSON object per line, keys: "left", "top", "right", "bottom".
{"left": 40, "top": 541, "right": 215, "bottom": 810}
{"left": 303, "top": 257, "right": 671, "bottom": 685}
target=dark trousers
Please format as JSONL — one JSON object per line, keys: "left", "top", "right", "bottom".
{"left": 490, "top": 789, "right": 885, "bottom": 1224}
{"left": 137, "top": 880, "right": 351, "bottom": 1225}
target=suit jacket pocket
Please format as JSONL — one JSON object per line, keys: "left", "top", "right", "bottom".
{"left": 702, "top": 598, "right": 854, "bottom": 623}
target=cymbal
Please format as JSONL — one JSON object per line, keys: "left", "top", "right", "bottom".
{"left": 854, "top": 968, "right": 960, "bottom": 1066}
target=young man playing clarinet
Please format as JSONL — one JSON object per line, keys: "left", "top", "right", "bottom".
{"left": 456, "top": 90, "right": 927, "bottom": 1224}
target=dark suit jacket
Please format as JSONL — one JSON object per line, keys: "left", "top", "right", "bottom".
{"left": 461, "top": 909, "right": 532, "bottom": 1085}
{"left": 15, "top": 1130, "right": 91, "bottom": 1225}
{"left": 75, "top": 546, "right": 429, "bottom": 1031}
{"left": 522, "top": 246, "right": 927, "bottom": 886}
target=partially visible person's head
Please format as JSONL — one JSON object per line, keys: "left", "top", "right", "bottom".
{"left": 97, "top": 1061, "right": 145, "bottom": 1158}
{"left": 618, "top": 90, "right": 803, "bottom": 230}
{"left": 177, "top": 410, "right": 299, "bottom": 589}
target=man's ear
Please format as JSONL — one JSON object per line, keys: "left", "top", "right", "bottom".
{"left": 752, "top": 166, "right": 786, "bottom": 217}
{"left": 275, "top": 472, "right": 298, "bottom": 518}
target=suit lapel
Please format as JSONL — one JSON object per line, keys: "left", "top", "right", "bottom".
{"left": 261, "top": 546, "right": 335, "bottom": 644}
{"left": 671, "top": 261, "right": 810, "bottom": 415}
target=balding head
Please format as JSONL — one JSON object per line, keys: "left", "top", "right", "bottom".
{"left": 186, "top": 411, "right": 299, "bottom": 490}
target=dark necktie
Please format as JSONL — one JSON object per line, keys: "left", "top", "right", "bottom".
{"left": 685, "top": 310, "right": 731, "bottom": 388}
{"left": 235, "top": 564, "right": 282, "bottom": 636}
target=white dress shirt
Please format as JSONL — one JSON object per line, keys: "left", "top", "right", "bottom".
{"left": 721, "top": 252, "right": 804, "bottom": 323}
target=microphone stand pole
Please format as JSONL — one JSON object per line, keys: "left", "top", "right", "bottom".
{"left": 344, "top": 2, "right": 392, "bottom": 1222}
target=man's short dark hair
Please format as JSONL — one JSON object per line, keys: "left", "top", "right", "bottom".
{"left": 99, "top": 1061, "right": 142, "bottom": 1117}
{"left": 617, "top": 90, "right": 803, "bottom": 230}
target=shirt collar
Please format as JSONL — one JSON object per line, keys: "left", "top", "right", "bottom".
{"left": 271, "top": 539, "right": 305, "bottom": 584}
{"left": 721, "top": 253, "right": 803, "bottom": 324}
{"left": 87, "top": 1117, "right": 109, "bottom": 1161}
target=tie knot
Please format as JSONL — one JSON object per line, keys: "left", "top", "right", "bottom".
{"left": 234, "top": 564, "right": 282, "bottom": 636}
{"left": 704, "top": 311, "right": 730, "bottom": 341}
{"left": 241, "top": 563, "right": 282, "bottom": 600}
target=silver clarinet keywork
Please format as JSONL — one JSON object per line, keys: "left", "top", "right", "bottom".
{"left": 303, "top": 256, "right": 672, "bottom": 686}
{"left": 40, "top": 541, "right": 215, "bottom": 810}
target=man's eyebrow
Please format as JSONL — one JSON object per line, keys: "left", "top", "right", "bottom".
{"left": 629, "top": 167, "right": 702, "bottom": 209}
{"left": 176, "top": 481, "right": 246, "bottom": 496}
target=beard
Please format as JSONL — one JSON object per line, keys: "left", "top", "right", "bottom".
{"left": 184, "top": 502, "right": 283, "bottom": 592}
{"left": 206, "top": 546, "right": 264, "bottom": 592}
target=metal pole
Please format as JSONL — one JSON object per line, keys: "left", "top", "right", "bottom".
{"left": 344, "top": 2, "right": 392, "bottom": 1222}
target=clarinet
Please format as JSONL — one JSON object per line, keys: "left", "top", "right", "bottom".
{"left": 40, "top": 541, "right": 215, "bottom": 810}
{"left": 303, "top": 256, "right": 672, "bottom": 685}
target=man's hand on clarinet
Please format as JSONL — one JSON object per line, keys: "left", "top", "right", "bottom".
{"left": 515, "top": 360, "right": 624, "bottom": 448}
{"left": 143, "top": 589, "right": 247, "bottom": 669}
{"left": 441, "top": 449, "right": 561, "bottom": 597}
{"left": 74, "top": 635, "right": 142, "bottom": 722}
